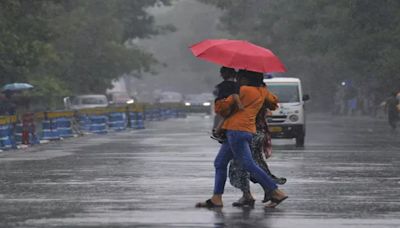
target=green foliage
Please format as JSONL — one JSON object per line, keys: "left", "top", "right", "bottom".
{"left": 0, "top": 0, "right": 172, "bottom": 110}
{"left": 29, "top": 75, "right": 70, "bottom": 110}
{"left": 49, "top": 1, "right": 160, "bottom": 94}
{"left": 201, "top": 0, "right": 400, "bottom": 109}
{"left": 0, "top": 0, "right": 58, "bottom": 83}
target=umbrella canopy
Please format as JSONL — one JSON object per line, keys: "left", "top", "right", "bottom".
{"left": 190, "top": 39, "right": 286, "bottom": 73}
{"left": 1, "top": 83, "right": 34, "bottom": 92}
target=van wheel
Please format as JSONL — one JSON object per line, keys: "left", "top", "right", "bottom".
{"left": 296, "top": 134, "right": 305, "bottom": 147}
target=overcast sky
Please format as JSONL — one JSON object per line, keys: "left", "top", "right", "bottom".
{"left": 127, "top": 0, "right": 231, "bottom": 101}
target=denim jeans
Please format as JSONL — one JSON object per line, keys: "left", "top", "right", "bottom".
{"left": 213, "top": 130, "right": 278, "bottom": 194}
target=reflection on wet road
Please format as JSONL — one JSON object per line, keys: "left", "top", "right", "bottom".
{"left": 0, "top": 114, "right": 399, "bottom": 227}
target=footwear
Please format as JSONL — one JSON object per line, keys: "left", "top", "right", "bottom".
{"left": 232, "top": 198, "right": 255, "bottom": 207}
{"left": 210, "top": 135, "right": 225, "bottom": 143}
{"left": 270, "top": 174, "right": 287, "bottom": 185}
{"left": 195, "top": 199, "right": 223, "bottom": 208}
{"left": 265, "top": 196, "right": 288, "bottom": 208}
{"left": 262, "top": 192, "right": 271, "bottom": 203}
{"left": 275, "top": 177, "right": 287, "bottom": 185}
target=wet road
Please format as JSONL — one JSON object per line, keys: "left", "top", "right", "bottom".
{"left": 0, "top": 114, "right": 400, "bottom": 227}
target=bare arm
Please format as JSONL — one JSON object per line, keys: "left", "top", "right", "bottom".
{"left": 264, "top": 88, "right": 279, "bottom": 110}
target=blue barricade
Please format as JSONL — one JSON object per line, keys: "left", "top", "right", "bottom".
{"left": 109, "top": 112, "right": 126, "bottom": 131}
{"left": 168, "top": 109, "right": 177, "bottom": 118}
{"left": 89, "top": 115, "right": 108, "bottom": 134}
{"left": 79, "top": 115, "right": 91, "bottom": 133}
{"left": 29, "top": 132, "right": 40, "bottom": 145}
{"left": 129, "top": 112, "right": 138, "bottom": 129}
{"left": 144, "top": 110, "right": 153, "bottom": 121}
{"left": 171, "top": 109, "right": 179, "bottom": 118}
{"left": 1, "top": 104, "right": 187, "bottom": 152}
{"left": 56, "top": 118, "right": 74, "bottom": 138}
{"left": 14, "top": 123, "right": 23, "bottom": 145}
{"left": 0, "top": 124, "right": 13, "bottom": 150}
{"left": 137, "top": 112, "right": 145, "bottom": 129}
{"left": 154, "top": 109, "right": 161, "bottom": 121}
{"left": 129, "top": 112, "right": 145, "bottom": 129}
{"left": 178, "top": 109, "right": 187, "bottom": 118}
{"left": 159, "top": 109, "right": 165, "bottom": 120}
{"left": 41, "top": 119, "right": 60, "bottom": 140}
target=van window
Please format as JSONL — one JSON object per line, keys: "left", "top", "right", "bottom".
{"left": 81, "top": 97, "right": 107, "bottom": 105}
{"left": 267, "top": 83, "right": 300, "bottom": 103}
{"left": 70, "top": 97, "right": 80, "bottom": 105}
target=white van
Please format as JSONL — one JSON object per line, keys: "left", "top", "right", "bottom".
{"left": 63, "top": 94, "right": 109, "bottom": 110}
{"left": 264, "top": 77, "right": 310, "bottom": 147}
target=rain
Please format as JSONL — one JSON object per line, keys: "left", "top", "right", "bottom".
{"left": 1, "top": 0, "right": 400, "bottom": 227}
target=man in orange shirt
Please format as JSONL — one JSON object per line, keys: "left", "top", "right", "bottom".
{"left": 196, "top": 70, "right": 288, "bottom": 208}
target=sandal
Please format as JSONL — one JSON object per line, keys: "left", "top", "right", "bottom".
{"left": 275, "top": 177, "right": 287, "bottom": 185}
{"left": 265, "top": 196, "right": 288, "bottom": 208}
{"left": 210, "top": 135, "right": 225, "bottom": 144}
{"left": 262, "top": 192, "right": 271, "bottom": 203}
{"left": 195, "top": 199, "right": 223, "bottom": 208}
{"left": 232, "top": 198, "right": 255, "bottom": 207}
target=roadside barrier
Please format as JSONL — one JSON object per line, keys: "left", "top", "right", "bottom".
{"left": 108, "top": 112, "right": 126, "bottom": 131}
{"left": 159, "top": 109, "right": 166, "bottom": 120}
{"left": 78, "top": 115, "right": 91, "bottom": 133}
{"left": 144, "top": 110, "right": 153, "bottom": 121}
{"left": 56, "top": 117, "right": 74, "bottom": 138}
{"left": 154, "top": 109, "right": 161, "bottom": 121}
{"left": 169, "top": 109, "right": 179, "bottom": 118}
{"left": 78, "top": 108, "right": 108, "bottom": 134}
{"left": 169, "top": 109, "right": 178, "bottom": 118}
{"left": 14, "top": 122, "right": 23, "bottom": 145}
{"left": 136, "top": 112, "right": 145, "bottom": 129}
{"left": 41, "top": 119, "right": 60, "bottom": 140}
{"left": 178, "top": 109, "right": 187, "bottom": 118}
{"left": 0, "top": 116, "right": 17, "bottom": 150}
{"left": 0, "top": 124, "right": 13, "bottom": 150}
{"left": 38, "top": 111, "right": 75, "bottom": 141}
{"left": 89, "top": 115, "right": 108, "bottom": 134}
{"left": 128, "top": 112, "right": 138, "bottom": 129}
{"left": 148, "top": 109, "right": 155, "bottom": 121}
{"left": 0, "top": 102, "right": 186, "bottom": 151}
{"left": 127, "top": 104, "right": 145, "bottom": 129}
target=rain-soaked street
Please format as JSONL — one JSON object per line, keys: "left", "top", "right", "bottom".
{"left": 1, "top": 114, "right": 400, "bottom": 228}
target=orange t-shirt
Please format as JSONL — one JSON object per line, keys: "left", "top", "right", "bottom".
{"left": 222, "top": 86, "right": 277, "bottom": 133}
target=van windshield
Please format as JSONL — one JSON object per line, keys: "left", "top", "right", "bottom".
{"left": 267, "top": 83, "right": 300, "bottom": 103}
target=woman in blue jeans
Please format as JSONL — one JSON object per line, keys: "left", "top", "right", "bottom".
{"left": 229, "top": 101, "right": 287, "bottom": 207}
{"left": 196, "top": 70, "right": 288, "bottom": 208}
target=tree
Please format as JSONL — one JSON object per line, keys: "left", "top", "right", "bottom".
{"left": 1, "top": 0, "right": 173, "bottom": 109}
{"left": 201, "top": 0, "right": 400, "bottom": 110}
{"left": 0, "top": 0, "right": 58, "bottom": 84}
{"left": 48, "top": 0, "right": 174, "bottom": 95}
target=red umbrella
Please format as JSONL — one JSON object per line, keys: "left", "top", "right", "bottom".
{"left": 189, "top": 39, "right": 286, "bottom": 73}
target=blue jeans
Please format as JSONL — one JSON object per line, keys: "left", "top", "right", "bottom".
{"left": 213, "top": 130, "right": 278, "bottom": 194}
